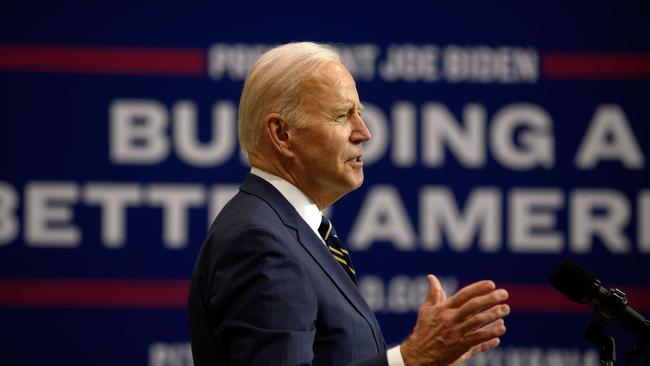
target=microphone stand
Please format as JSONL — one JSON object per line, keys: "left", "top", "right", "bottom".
{"left": 584, "top": 288, "right": 650, "bottom": 366}
{"left": 585, "top": 316, "right": 616, "bottom": 366}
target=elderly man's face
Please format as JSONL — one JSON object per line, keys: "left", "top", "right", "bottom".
{"left": 289, "top": 61, "right": 371, "bottom": 206}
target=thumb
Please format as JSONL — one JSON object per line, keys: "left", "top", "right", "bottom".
{"left": 424, "top": 274, "right": 446, "bottom": 305}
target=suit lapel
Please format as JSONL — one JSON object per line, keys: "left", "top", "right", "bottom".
{"left": 295, "top": 225, "right": 386, "bottom": 351}
{"left": 240, "top": 174, "right": 385, "bottom": 351}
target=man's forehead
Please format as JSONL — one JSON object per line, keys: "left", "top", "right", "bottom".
{"left": 302, "top": 62, "right": 360, "bottom": 108}
{"left": 309, "top": 62, "right": 350, "bottom": 86}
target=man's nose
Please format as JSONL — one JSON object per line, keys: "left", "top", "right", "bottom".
{"left": 351, "top": 115, "right": 372, "bottom": 143}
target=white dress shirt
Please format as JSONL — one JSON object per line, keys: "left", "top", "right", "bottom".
{"left": 250, "top": 167, "right": 405, "bottom": 366}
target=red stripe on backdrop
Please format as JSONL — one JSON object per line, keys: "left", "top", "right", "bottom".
{"left": 0, "top": 278, "right": 188, "bottom": 309}
{"left": 0, "top": 279, "right": 649, "bottom": 312}
{"left": 0, "top": 44, "right": 205, "bottom": 76}
{"left": 543, "top": 53, "right": 650, "bottom": 79}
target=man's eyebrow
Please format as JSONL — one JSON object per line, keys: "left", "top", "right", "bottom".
{"left": 336, "top": 101, "right": 363, "bottom": 112}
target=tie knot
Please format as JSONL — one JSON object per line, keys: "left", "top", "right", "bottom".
{"left": 318, "top": 215, "right": 335, "bottom": 241}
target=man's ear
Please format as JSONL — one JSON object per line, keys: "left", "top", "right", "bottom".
{"left": 264, "top": 113, "right": 295, "bottom": 158}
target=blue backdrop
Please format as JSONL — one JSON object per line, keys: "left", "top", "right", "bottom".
{"left": 1, "top": 1, "right": 649, "bottom": 365}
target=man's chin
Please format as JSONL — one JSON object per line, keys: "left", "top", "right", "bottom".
{"left": 349, "top": 172, "right": 365, "bottom": 190}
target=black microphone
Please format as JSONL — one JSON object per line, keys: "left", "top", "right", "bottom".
{"left": 549, "top": 259, "right": 650, "bottom": 337}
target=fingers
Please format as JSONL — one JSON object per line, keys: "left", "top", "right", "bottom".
{"left": 460, "top": 303, "right": 510, "bottom": 333}
{"left": 457, "top": 289, "right": 509, "bottom": 320}
{"left": 446, "top": 280, "right": 496, "bottom": 308}
{"left": 465, "top": 318, "right": 507, "bottom": 346}
{"left": 468, "top": 337, "right": 501, "bottom": 358}
{"left": 452, "top": 338, "right": 501, "bottom": 366}
{"left": 423, "top": 274, "right": 446, "bottom": 305}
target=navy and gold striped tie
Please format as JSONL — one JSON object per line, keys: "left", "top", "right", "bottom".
{"left": 318, "top": 216, "right": 357, "bottom": 284}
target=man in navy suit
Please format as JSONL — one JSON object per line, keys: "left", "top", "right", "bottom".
{"left": 188, "top": 42, "right": 510, "bottom": 366}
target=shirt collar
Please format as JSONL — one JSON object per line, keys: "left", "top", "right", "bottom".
{"left": 250, "top": 167, "right": 322, "bottom": 237}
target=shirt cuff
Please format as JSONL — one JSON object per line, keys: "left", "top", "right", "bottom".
{"left": 387, "top": 345, "right": 405, "bottom": 366}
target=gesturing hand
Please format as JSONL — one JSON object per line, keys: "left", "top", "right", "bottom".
{"left": 400, "top": 275, "right": 510, "bottom": 366}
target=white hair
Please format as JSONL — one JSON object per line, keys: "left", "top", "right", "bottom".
{"left": 237, "top": 42, "right": 341, "bottom": 154}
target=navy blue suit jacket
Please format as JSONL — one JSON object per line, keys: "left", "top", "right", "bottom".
{"left": 189, "top": 173, "right": 388, "bottom": 365}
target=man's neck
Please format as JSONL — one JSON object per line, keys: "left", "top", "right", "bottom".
{"left": 250, "top": 167, "right": 323, "bottom": 239}
{"left": 249, "top": 153, "right": 322, "bottom": 208}
{"left": 248, "top": 150, "right": 345, "bottom": 210}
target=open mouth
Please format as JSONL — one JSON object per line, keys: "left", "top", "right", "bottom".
{"left": 349, "top": 155, "right": 363, "bottom": 163}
